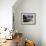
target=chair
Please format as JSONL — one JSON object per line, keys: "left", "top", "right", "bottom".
{"left": 14, "top": 33, "right": 23, "bottom": 46}
{"left": 25, "top": 40, "right": 35, "bottom": 46}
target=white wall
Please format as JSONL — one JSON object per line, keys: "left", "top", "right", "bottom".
{"left": 13, "top": 0, "right": 46, "bottom": 46}
{"left": 41, "top": 0, "right": 46, "bottom": 46}
{"left": 13, "top": 0, "right": 41, "bottom": 46}
{"left": 0, "top": 0, "right": 17, "bottom": 29}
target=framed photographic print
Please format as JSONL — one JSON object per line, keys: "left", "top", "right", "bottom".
{"left": 21, "top": 13, "right": 36, "bottom": 25}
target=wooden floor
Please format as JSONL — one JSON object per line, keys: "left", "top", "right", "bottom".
{"left": 0, "top": 39, "right": 16, "bottom": 46}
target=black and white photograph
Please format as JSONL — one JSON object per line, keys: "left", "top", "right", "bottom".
{"left": 21, "top": 13, "right": 36, "bottom": 25}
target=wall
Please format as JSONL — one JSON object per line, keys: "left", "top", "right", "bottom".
{"left": 0, "top": 0, "right": 17, "bottom": 30}
{"left": 13, "top": 0, "right": 41, "bottom": 46}
{"left": 41, "top": 0, "right": 46, "bottom": 46}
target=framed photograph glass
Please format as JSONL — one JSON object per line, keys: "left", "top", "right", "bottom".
{"left": 21, "top": 13, "right": 36, "bottom": 25}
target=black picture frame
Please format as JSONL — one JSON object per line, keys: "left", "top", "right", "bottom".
{"left": 21, "top": 13, "right": 36, "bottom": 25}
